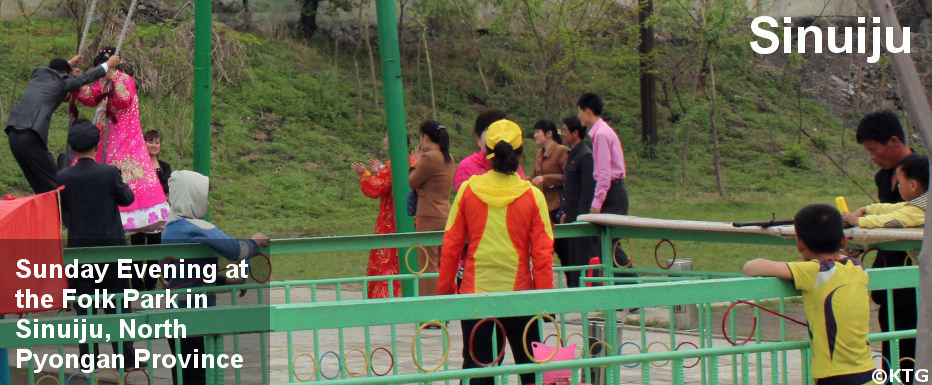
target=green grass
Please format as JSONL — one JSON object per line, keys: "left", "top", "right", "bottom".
{"left": 0, "top": 16, "right": 903, "bottom": 281}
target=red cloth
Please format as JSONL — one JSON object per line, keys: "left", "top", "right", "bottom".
{"left": 358, "top": 157, "right": 413, "bottom": 299}
{"left": 0, "top": 189, "right": 67, "bottom": 314}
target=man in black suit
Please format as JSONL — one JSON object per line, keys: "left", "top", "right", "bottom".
{"left": 6, "top": 54, "right": 119, "bottom": 194}
{"left": 855, "top": 111, "right": 917, "bottom": 384}
{"left": 57, "top": 119, "right": 137, "bottom": 370}
{"left": 559, "top": 116, "right": 597, "bottom": 287}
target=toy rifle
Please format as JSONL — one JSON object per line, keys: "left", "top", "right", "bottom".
{"left": 732, "top": 214, "right": 793, "bottom": 228}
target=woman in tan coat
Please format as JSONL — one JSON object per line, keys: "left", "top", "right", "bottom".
{"left": 409, "top": 120, "right": 455, "bottom": 298}
{"left": 530, "top": 119, "right": 568, "bottom": 223}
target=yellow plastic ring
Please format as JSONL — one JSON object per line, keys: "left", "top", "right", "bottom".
{"left": 647, "top": 341, "right": 672, "bottom": 367}
{"left": 563, "top": 332, "right": 585, "bottom": 359}
{"left": 95, "top": 370, "right": 123, "bottom": 385}
{"left": 904, "top": 253, "right": 916, "bottom": 266}
{"left": 900, "top": 356, "right": 916, "bottom": 364}
{"left": 523, "top": 313, "right": 562, "bottom": 364}
{"left": 293, "top": 352, "right": 318, "bottom": 382}
{"left": 612, "top": 238, "right": 633, "bottom": 268}
{"left": 411, "top": 321, "right": 451, "bottom": 372}
{"left": 589, "top": 340, "right": 616, "bottom": 358}
{"left": 34, "top": 376, "right": 61, "bottom": 385}
{"left": 343, "top": 348, "right": 371, "bottom": 377}
{"left": 403, "top": 245, "right": 431, "bottom": 276}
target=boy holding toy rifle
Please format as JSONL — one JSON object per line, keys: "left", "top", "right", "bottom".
{"left": 743, "top": 204, "right": 875, "bottom": 385}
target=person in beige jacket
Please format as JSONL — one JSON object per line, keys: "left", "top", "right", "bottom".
{"left": 409, "top": 120, "right": 455, "bottom": 299}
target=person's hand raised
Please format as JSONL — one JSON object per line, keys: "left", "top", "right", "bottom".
{"left": 367, "top": 159, "right": 383, "bottom": 171}
{"left": 105, "top": 55, "right": 120, "bottom": 69}
{"left": 250, "top": 232, "right": 270, "bottom": 248}
{"left": 67, "top": 55, "right": 83, "bottom": 67}
{"left": 351, "top": 162, "right": 367, "bottom": 176}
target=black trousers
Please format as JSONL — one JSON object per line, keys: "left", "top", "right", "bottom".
{"left": 461, "top": 316, "right": 539, "bottom": 385}
{"left": 602, "top": 180, "right": 635, "bottom": 276}
{"left": 872, "top": 250, "right": 917, "bottom": 385}
{"left": 70, "top": 277, "right": 136, "bottom": 369}
{"left": 129, "top": 232, "right": 162, "bottom": 292}
{"left": 8, "top": 129, "right": 58, "bottom": 194}
{"left": 168, "top": 336, "right": 206, "bottom": 385}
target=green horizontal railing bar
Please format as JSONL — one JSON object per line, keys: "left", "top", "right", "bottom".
{"left": 605, "top": 226, "right": 922, "bottom": 250}
{"left": 271, "top": 266, "right": 917, "bottom": 331}
{"left": 2, "top": 267, "right": 914, "bottom": 347}
{"left": 277, "top": 330, "right": 916, "bottom": 385}
{"left": 61, "top": 222, "right": 600, "bottom": 263}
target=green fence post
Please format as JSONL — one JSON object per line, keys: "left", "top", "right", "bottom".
{"left": 193, "top": 0, "right": 212, "bottom": 219}
{"left": 375, "top": 0, "right": 416, "bottom": 297}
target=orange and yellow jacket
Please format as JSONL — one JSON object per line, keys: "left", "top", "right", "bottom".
{"left": 438, "top": 171, "right": 554, "bottom": 295}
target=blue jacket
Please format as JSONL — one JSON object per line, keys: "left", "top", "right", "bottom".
{"left": 161, "top": 218, "right": 259, "bottom": 306}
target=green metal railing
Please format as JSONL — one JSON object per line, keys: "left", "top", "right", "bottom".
{"left": 3, "top": 222, "right": 920, "bottom": 384}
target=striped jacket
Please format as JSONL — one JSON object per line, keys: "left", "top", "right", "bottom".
{"left": 438, "top": 171, "right": 554, "bottom": 295}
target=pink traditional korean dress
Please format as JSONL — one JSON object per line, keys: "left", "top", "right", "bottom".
{"left": 76, "top": 71, "right": 170, "bottom": 233}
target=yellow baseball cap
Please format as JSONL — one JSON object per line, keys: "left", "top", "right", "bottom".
{"left": 485, "top": 119, "right": 523, "bottom": 159}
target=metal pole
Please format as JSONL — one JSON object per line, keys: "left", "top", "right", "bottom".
{"left": 375, "top": 0, "right": 416, "bottom": 296}
{"left": 194, "top": 0, "right": 212, "bottom": 219}
{"left": 868, "top": 0, "right": 932, "bottom": 370}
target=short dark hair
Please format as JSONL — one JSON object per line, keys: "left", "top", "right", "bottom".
{"left": 562, "top": 116, "right": 586, "bottom": 138}
{"left": 49, "top": 58, "right": 71, "bottom": 74}
{"left": 794, "top": 204, "right": 844, "bottom": 254}
{"left": 474, "top": 109, "right": 507, "bottom": 138}
{"left": 897, "top": 154, "right": 929, "bottom": 191}
{"left": 93, "top": 46, "right": 116, "bottom": 67}
{"left": 856, "top": 110, "right": 905, "bottom": 145}
{"left": 144, "top": 130, "right": 161, "bottom": 142}
{"left": 577, "top": 93, "right": 603, "bottom": 116}
{"left": 534, "top": 119, "right": 561, "bottom": 145}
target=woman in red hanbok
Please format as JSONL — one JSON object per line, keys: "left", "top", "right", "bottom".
{"left": 351, "top": 137, "right": 412, "bottom": 299}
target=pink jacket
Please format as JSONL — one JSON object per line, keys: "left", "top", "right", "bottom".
{"left": 453, "top": 152, "right": 525, "bottom": 193}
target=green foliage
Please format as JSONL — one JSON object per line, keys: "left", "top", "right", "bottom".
{"left": 0, "top": 2, "right": 884, "bottom": 280}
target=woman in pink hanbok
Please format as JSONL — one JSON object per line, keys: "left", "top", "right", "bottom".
{"left": 75, "top": 47, "right": 169, "bottom": 233}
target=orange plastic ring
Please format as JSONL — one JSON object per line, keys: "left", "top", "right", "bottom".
{"left": 95, "top": 370, "right": 123, "bottom": 385}
{"left": 523, "top": 313, "right": 562, "bottom": 364}
{"left": 343, "top": 348, "right": 370, "bottom": 377}
{"left": 34, "top": 376, "right": 61, "bottom": 385}
{"left": 411, "top": 321, "right": 451, "bottom": 372}
{"left": 646, "top": 341, "right": 671, "bottom": 367}
{"left": 654, "top": 239, "right": 677, "bottom": 269}
{"left": 612, "top": 238, "right": 633, "bottom": 268}
{"left": 403, "top": 245, "right": 431, "bottom": 276}
{"left": 292, "top": 352, "right": 317, "bottom": 382}
{"left": 588, "top": 340, "right": 616, "bottom": 357}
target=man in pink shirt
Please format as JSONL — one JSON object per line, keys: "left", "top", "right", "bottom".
{"left": 578, "top": 93, "right": 636, "bottom": 278}
{"left": 453, "top": 109, "right": 525, "bottom": 192}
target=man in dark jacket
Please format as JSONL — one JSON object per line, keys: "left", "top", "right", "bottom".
{"left": 559, "top": 116, "right": 596, "bottom": 287}
{"left": 6, "top": 54, "right": 119, "bottom": 194}
{"left": 855, "top": 111, "right": 917, "bottom": 384}
{"left": 56, "top": 118, "right": 136, "bottom": 370}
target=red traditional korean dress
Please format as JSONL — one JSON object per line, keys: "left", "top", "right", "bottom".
{"left": 358, "top": 158, "right": 412, "bottom": 299}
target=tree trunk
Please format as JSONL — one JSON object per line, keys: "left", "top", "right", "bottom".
{"left": 709, "top": 60, "right": 726, "bottom": 198}
{"left": 681, "top": 122, "right": 690, "bottom": 183}
{"left": 362, "top": 0, "right": 378, "bottom": 109}
{"left": 421, "top": 29, "right": 437, "bottom": 120}
{"left": 242, "top": 0, "right": 251, "bottom": 30}
{"left": 298, "top": 0, "right": 321, "bottom": 38}
{"left": 639, "top": 0, "right": 658, "bottom": 157}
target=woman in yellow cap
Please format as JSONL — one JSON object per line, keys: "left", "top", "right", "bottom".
{"left": 438, "top": 119, "right": 554, "bottom": 385}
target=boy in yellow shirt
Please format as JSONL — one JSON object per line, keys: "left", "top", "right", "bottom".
{"left": 744, "top": 204, "right": 875, "bottom": 384}
{"left": 844, "top": 154, "right": 928, "bottom": 229}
